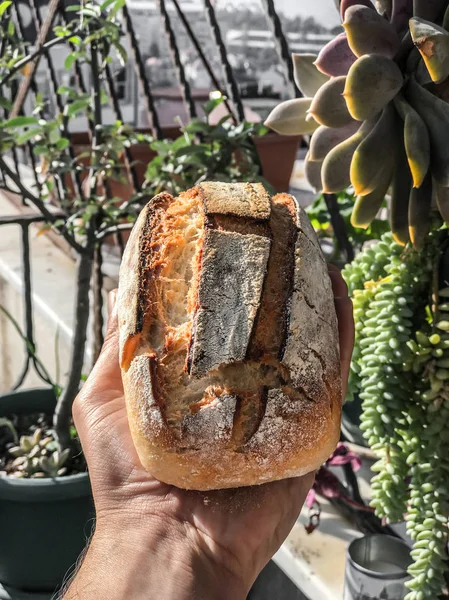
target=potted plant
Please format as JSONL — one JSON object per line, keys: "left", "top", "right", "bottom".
{"left": 0, "top": 1, "right": 284, "bottom": 594}
{"left": 265, "top": 0, "right": 449, "bottom": 596}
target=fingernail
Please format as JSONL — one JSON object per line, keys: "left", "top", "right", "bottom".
{"left": 108, "top": 289, "right": 118, "bottom": 315}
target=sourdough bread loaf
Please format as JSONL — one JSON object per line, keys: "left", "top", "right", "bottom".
{"left": 118, "top": 182, "right": 341, "bottom": 490}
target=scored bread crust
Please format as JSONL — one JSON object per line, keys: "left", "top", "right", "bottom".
{"left": 118, "top": 182, "right": 341, "bottom": 490}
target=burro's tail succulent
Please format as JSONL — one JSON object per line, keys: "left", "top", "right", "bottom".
{"left": 265, "top": 0, "right": 449, "bottom": 248}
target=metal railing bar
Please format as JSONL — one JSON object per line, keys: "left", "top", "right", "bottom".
{"left": 0, "top": 213, "right": 65, "bottom": 226}
{"left": 202, "top": 0, "right": 245, "bottom": 122}
{"left": 12, "top": 3, "right": 46, "bottom": 196}
{"left": 260, "top": 0, "right": 299, "bottom": 99}
{"left": 104, "top": 63, "right": 141, "bottom": 193}
{"left": 171, "top": 0, "right": 236, "bottom": 122}
{"left": 121, "top": 4, "right": 163, "bottom": 139}
{"left": 29, "top": 0, "right": 85, "bottom": 205}
{"left": 157, "top": 0, "right": 197, "bottom": 120}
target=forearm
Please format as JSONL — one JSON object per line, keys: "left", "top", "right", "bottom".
{"left": 61, "top": 520, "right": 248, "bottom": 600}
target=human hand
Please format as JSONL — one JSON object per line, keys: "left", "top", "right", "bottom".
{"left": 64, "top": 266, "right": 353, "bottom": 600}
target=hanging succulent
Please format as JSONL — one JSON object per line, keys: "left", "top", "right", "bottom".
{"left": 342, "top": 231, "right": 449, "bottom": 599}
{"left": 265, "top": 0, "right": 449, "bottom": 248}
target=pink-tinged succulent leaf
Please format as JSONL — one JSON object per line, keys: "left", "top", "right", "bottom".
{"left": 264, "top": 98, "right": 319, "bottom": 135}
{"left": 343, "top": 5, "right": 401, "bottom": 58}
{"left": 292, "top": 53, "right": 329, "bottom": 98}
{"left": 340, "top": 0, "right": 376, "bottom": 19}
{"left": 390, "top": 0, "right": 414, "bottom": 33}
{"left": 409, "top": 17, "right": 449, "bottom": 84}
{"left": 315, "top": 33, "right": 357, "bottom": 77}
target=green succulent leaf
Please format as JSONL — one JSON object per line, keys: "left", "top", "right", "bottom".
{"left": 264, "top": 98, "right": 319, "bottom": 135}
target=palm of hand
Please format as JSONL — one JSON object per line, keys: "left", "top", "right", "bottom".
{"left": 73, "top": 266, "right": 353, "bottom": 584}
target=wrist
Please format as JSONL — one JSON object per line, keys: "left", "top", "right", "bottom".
{"left": 62, "top": 512, "right": 249, "bottom": 600}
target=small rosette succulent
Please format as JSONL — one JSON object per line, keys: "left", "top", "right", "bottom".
{"left": 265, "top": 0, "right": 449, "bottom": 249}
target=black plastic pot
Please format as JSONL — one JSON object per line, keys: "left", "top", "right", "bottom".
{"left": 0, "top": 389, "right": 94, "bottom": 594}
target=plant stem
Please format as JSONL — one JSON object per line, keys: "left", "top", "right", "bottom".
{"left": 323, "top": 193, "right": 355, "bottom": 263}
{"left": 0, "top": 156, "right": 84, "bottom": 254}
{"left": 0, "top": 30, "right": 80, "bottom": 87}
{"left": 53, "top": 240, "right": 94, "bottom": 449}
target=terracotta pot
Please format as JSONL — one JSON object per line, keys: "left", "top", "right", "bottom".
{"left": 254, "top": 132, "right": 301, "bottom": 193}
{"left": 51, "top": 128, "right": 301, "bottom": 248}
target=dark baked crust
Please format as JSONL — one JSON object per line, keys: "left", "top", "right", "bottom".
{"left": 118, "top": 183, "right": 341, "bottom": 490}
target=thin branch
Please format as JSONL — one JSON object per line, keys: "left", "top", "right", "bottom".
{"left": 0, "top": 156, "right": 84, "bottom": 254}
{"left": 53, "top": 240, "right": 94, "bottom": 449}
{"left": 96, "top": 222, "right": 133, "bottom": 242}
{"left": 1, "top": 29, "right": 80, "bottom": 87}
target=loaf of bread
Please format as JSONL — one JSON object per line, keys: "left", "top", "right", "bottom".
{"left": 118, "top": 182, "right": 341, "bottom": 490}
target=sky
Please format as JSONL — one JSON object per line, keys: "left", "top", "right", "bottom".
{"left": 275, "top": 0, "right": 340, "bottom": 27}
{"left": 215, "top": 0, "right": 341, "bottom": 28}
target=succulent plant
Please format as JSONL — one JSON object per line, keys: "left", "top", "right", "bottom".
{"left": 2, "top": 425, "right": 70, "bottom": 479}
{"left": 265, "top": 0, "right": 449, "bottom": 249}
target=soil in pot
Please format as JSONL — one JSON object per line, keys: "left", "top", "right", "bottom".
{"left": 0, "top": 389, "right": 94, "bottom": 594}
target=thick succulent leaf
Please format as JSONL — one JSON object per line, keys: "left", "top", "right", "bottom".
{"left": 413, "top": 0, "right": 447, "bottom": 21}
{"left": 343, "top": 5, "right": 401, "bottom": 58}
{"left": 394, "top": 94, "right": 430, "bottom": 188}
{"left": 390, "top": 0, "right": 414, "bottom": 33}
{"left": 264, "top": 98, "right": 319, "bottom": 135}
{"left": 292, "top": 54, "right": 329, "bottom": 97}
{"left": 351, "top": 170, "right": 393, "bottom": 228}
{"left": 390, "top": 132, "right": 412, "bottom": 245}
{"left": 350, "top": 104, "right": 397, "bottom": 195}
{"left": 340, "top": 0, "right": 375, "bottom": 19}
{"left": 321, "top": 120, "right": 374, "bottom": 193}
{"left": 344, "top": 54, "right": 403, "bottom": 121}
{"left": 375, "top": 0, "right": 392, "bottom": 17}
{"left": 443, "top": 3, "right": 449, "bottom": 31}
{"left": 304, "top": 152, "right": 323, "bottom": 193}
{"left": 315, "top": 33, "right": 357, "bottom": 77}
{"left": 308, "top": 76, "right": 354, "bottom": 128}
{"left": 406, "top": 76, "right": 449, "bottom": 186}
{"left": 309, "top": 121, "right": 360, "bottom": 161}
{"left": 409, "top": 17, "right": 449, "bottom": 84}
{"left": 409, "top": 171, "right": 432, "bottom": 248}
{"left": 435, "top": 182, "right": 449, "bottom": 225}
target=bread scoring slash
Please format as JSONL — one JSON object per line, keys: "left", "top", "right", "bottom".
{"left": 118, "top": 182, "right": 341, "bottom": 490}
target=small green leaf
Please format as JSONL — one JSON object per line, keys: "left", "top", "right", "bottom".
{"left": 0, "top": 96, "right": 12, "bottom": 110}
{"left": 3, "top": 116, "right": 39, "bottom": 128}
{"left": 16, "top": 129, "right": 40, "bottom": 145}
{"left": 33, "top": 145, "right": 49, "bottom": 155}
{"left": 115, "top": 42, "right": 127, "bottom": 66}
{"left": 57, "top": 86, "right": 72, "bottom": 96}
{"left": 67, "top": 99, "right": 90, "bottom": 116}
{"left": 7, "top": 18, "right": 14, "bottom": 35}
{"left": 110, "top": 0, "right": 126, "bottom": 15}
{"left": 56, "top": 137, "right": 70, "bottom": 150}
{"left": 65, "top": 4, "right": 81, "bottom": 11}
{"left": 175, "top": 144, "right": 210, "bottom": 158}
{"left": 204, "top": 95, "right": 225, "bottom": 116}
{"left": 64, "top": 53, "right": 77, "bottom": 70}
{"left": 0, "top": 1, "right": 12, "bottom": 17}
{"left": 100, "top": 0, "right": 116, "bottom": 10}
